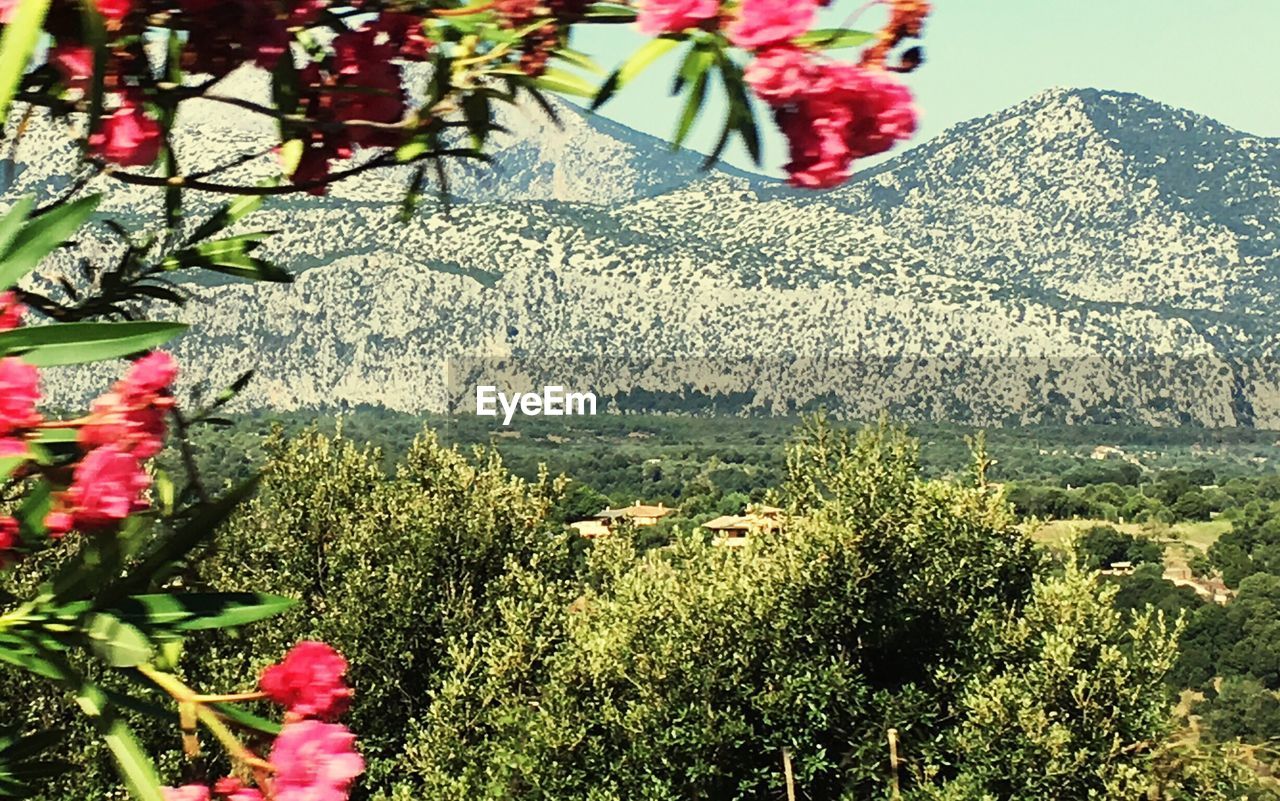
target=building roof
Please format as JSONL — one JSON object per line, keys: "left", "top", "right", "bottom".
{"left": 595, "top": 502, "right": 675, "bottom": 520}
{"left": 703, "top": 514, "right": 783, "bottom": 533}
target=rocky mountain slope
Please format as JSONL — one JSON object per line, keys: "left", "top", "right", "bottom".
{"left": 13, "top": 86, "right": 1280, "bottom": 425}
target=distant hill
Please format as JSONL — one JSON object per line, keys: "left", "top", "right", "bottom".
{"left": 12, "top": 82, "right": 1280, "bottom": 426}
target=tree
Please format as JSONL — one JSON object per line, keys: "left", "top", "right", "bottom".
{"left": 1078, "top": 525, "right": 1163, "bottom": 570}
{"left": 1201, "top": 677, "right": 1280, "bottom": 745}
{"left": 926, "top": 565, "right": 1186, "bottom": 800}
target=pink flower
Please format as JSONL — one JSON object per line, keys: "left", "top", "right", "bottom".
{"left": 48, "top": 44, "right": 94, "bottom": 93}
{"left": 779, "top": 99, "right": 857, "bottom": 189}
{"left": 728, "top": 0, "right": 816, "bottom": 49}
{"left": 832, "top": 63, "right": 917, "bottom": 159}
{"left": 261, "top": 641, "right": 353, "bottom": 720}
{"left": 0, "top": 0, "right": 19, "bottom": 23}
{"left": 95, "top": 0, "right": 133, "bottom": 21}
{"left": 60, "top": 445, "right": 151, "bottom": 530}
{"left": 269, "top": 720, "right": 365, "bottom": 801}
{"left": 635, "top": 0, "right": 719, "bottom": 35}
{"left": 0, "top": 516, "right": 19, "bottom": 555}
{"left": 121, "top": 351, "right": 178, "bottom": 399}
{"left": 162, "top": 786, "right": 210, "bottom": 801}
{"left": 777, "top": 64, "right": 917, "bottom": 188}
{"left": 80, "top": 352, "right": 176, "bottom": 459}
{"left": 0, "top": 516, "right": 19, "bottom": 567}
{"left": 80, "top": 391, "right": 169, "bottom": 459}
{"left": 329, "top": 29, "right": 405, "bottom": 149}
{"left": 89, "top": 94, "right": 162, "bottom": 167}
{"left": 43, "top": 511, "right": 73, "bottom": 538}
{"left": 744, "top": 46, "right": 822, "bottom": 105}
{"left": 286, "top": 145, "right": 334, "bottom": 196}
{"left": 370, "top": 12, "right": 432, "bottom": 61}
{"left": 0, "top": 437, "right": 27, "bottom": 458}
{"left": 213, "top": 778, "right": 264, "bottom": 801}
{"left": 0, "top": 291, "right": 25, "bottom": 331}
{"left": 0, "top": 357, "right": 41, "bottom": 436}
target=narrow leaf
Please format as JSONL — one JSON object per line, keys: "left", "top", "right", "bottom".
{"left": 0, "top": 195, "right": 102, "bottom": 290}
{"left": 0, "top": 321, "right": 187, "bottom": 367}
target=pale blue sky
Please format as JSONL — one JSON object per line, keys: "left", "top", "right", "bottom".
{"left": 571, "top": 0, "right": 1280, "bottom": 176}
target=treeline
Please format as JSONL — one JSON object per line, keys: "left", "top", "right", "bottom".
{"left": 1006, "top": 461, "right": 1278, "bottom": 524}
{"left": 168, "top": 409, "right": 1280, "bottom": 523}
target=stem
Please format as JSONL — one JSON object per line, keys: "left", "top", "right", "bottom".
{"left": 136, "top": 665, "right": 275, "bottom": 772}
{"left": 170, "top": 406, "right": 210, "bottom": 505}
{"left": 98, "top": 148, "right": 485, "bottom": 196}
{"left": 195, "top": 706, "right": 274, "bottom": 772}
{"left": 193, "top": 691, "right": 268, "bottom": 704}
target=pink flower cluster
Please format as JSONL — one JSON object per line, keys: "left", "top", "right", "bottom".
{"left": 288, "top": 15, "right": 434, "bottom": 194}
{"left": 260, "top": 641, "right": 354, "bottom": 720}
{"left": 162, "top": 642, "right": 363, "bottom": 801}
{"left": 0, "top": 305, "right": 176, "bottom": 555}
{"left": 42, "top": 0, "right": 433, "bottom": 189}
{"left": 637, "top": 0, "right": 815, "bottom": 45}
{"left": 636, "top": 0, "right": 919, "bottom": 189}
{"left": 0, "top": 292, "right": 24, "bottom": 331}
{"left": 746, "top": 48, "right": 917, "bottom": 189}
{"left": 635, "top": 0, "right": 720, "bottom": 35}
{"left": 41, "top": 352, "right": 177, "bottom": 537}
{"left": 89, "top": 94, "right": 163, "bottom": 168}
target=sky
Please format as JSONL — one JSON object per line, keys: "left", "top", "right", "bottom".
{"left": 571, "top": 0, "right": 1280, "bottom": 176}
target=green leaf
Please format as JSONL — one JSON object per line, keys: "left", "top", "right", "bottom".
{"left": 66, "top": 671, "right": 166, "bottom": 801}
{"left": 461, "top": 91, "right": 492, "bottom": 149}
{"left": 108, "top": 592, "right": 295, "bottom": 633}
{"left": 0, "top": 727, "right": 72, "bottom": 799}
{"left": 42, "top": 517, "right": 152, "bottom": 606}
{"left": 794, "top": 28, "right": 877, "bottom": 50}
{"left": 0, "top": 635, "right": 64, "bottom": 681}
{"left": 30, "top": 428, "right": 78, "bottom": 445}
{"left": 672, "top": 45, "right": 715, "bottom": 147}
{"left": 184, "top": 195, "right": 265, "bottom": 248}
{"left": 211, "top": 704, "right": 282, "bottom": 737}
{"left": 552, "top": 47, "right": 605, "bottom": 76}
{"left": 0, "top": 0, "right": 51, "bottom": 121}
{"left": 581, "top": 3, "right": 638, "bottom": 22}
{"left": 0, "top": 198, "right": 35, "bottom": 258}
{"left": 592, "top": 35, "right": 683, "bottom": 110}
{"left": 532, "top": 68, "right": 600, "bottom": 100}
{"left": 0, "top": 454, "right": 25, "bottom": 484}
{"left": 0, "top": 195, "right": 102, "bottom": 290}
{"left": 163, "top": 234, "right": 291, "bottom": 284}
{"left": 0, "top": 321, "right": 187, "bottom": 367}
{"left": 399, "top": 165, "right": 428, "bottom": 223}
{"left": 83, "top": 613, "right": 154, "bottom": 668}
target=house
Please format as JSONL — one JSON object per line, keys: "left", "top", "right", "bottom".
{"left": 595, "top": 501, "right": 675, "bottom": 528}
{"left": 569, "top": 501, "right": 675, "bottom": 538}
{"left": 705, "top": 504, "right": 785, "bottom": 547}
{"left": 568, "top": 520, "right": 611, "bottom": 539}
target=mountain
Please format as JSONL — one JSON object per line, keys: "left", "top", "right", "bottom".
{"left": 2, "top": 64, "right": 751, "bottom": 207}
{"left": 16, "top": 86, "right": 1280, "bottom": 426}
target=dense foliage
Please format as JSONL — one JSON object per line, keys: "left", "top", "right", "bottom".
{"left": 12, "top": 417, "right": 1269, "bottom": 800}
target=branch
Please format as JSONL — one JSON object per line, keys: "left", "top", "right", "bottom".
{"left": 97, "top": 148, "right": 488, "bottom": 196}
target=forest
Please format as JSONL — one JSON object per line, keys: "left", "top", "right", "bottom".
{"left": 0, "top": 411, "right": 1245, "bottom": 798}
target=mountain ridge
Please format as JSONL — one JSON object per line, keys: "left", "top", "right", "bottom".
{"left": 15, "top": 85, "right": 1280, "bottom": 426}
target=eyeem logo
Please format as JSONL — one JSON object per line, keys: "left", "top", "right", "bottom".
{"left": 476, "top": 386, "right": 598, "bottom": 426}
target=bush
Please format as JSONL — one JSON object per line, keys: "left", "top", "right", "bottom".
{"left": 185, "top": 428, "right": 578, "bottom": 793}
{"left": 1078, "top": 525, "right": 1163, "bottom": 570}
